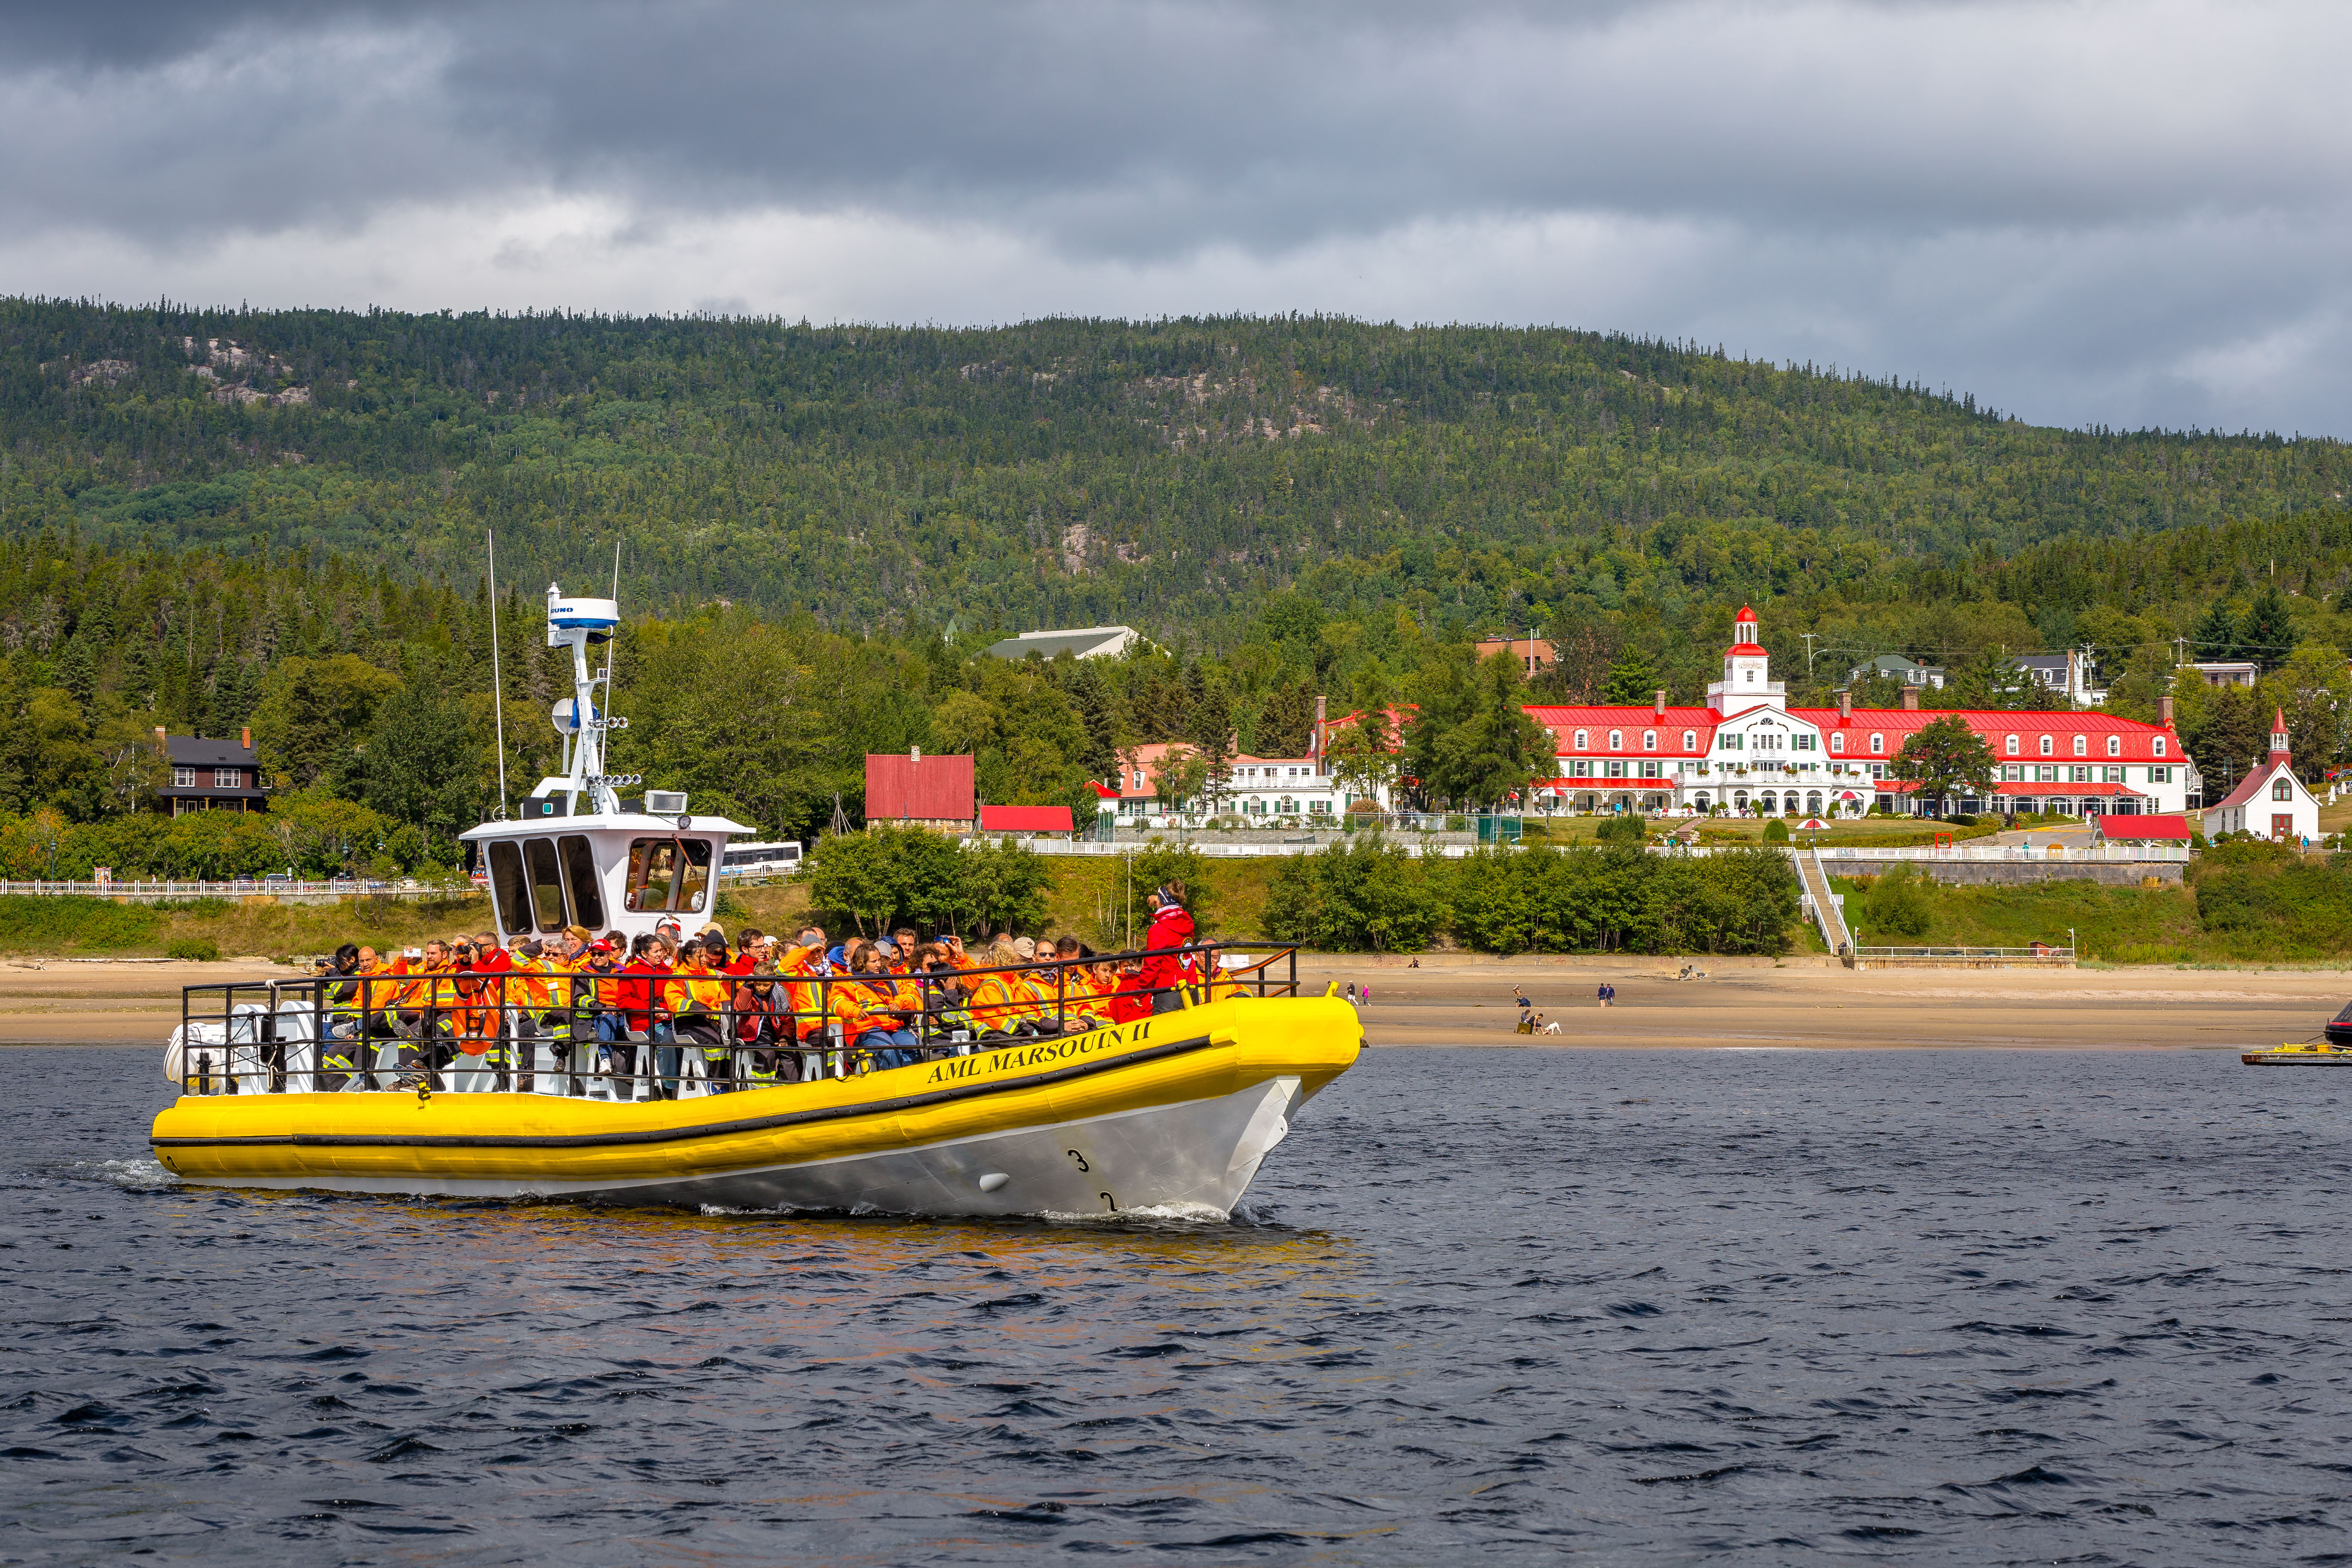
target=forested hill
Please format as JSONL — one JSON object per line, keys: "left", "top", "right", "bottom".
{"left": 5, "top": 300, "right": 2347, "bottom": 648}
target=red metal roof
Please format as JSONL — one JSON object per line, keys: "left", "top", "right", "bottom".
{"left": 978, "top": 805, "right": 1074, "bottom": 833}
{"left": 2101, "top": 813, "right": 2192, "bottom": 841}
{"left": 865, "top": 752, "right": 974, "bottom": 821}
{"left": 2209, "top": 756, "right": 2297, "bottom": 812}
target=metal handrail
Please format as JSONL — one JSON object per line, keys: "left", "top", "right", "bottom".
{"left": 171, "top": 941, "right": 1300, "bottom": 1098}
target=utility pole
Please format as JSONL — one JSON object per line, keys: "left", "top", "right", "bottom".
{"left": 1800, "top": 633, "right": 1817, "bottom": 677}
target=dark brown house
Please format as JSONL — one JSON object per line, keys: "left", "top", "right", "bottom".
{"left": 154, "top": 727, "right": 268, "bottom": 815}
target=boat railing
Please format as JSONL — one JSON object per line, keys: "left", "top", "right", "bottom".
{"left": 168, "top": 941, "right": 1302, "bottom": 1099}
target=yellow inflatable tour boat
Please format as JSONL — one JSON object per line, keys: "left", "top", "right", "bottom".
{"left": 148, "top": 585, "right": 1360, "bottom": 1219}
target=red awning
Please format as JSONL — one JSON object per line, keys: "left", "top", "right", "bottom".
{"left": 978, "top": 805, "right": 1075, "bottom": 833}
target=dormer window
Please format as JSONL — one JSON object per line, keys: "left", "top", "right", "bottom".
{"left": 1608, "top": 730, "right": 1623, "bottom": 751}
{"left": 1643, "top": 731, "right": 1657, "bottom": 751}
{"left": 1681, "top": 729, "right": 1696, "bottom": 751}
{"left": 2073, "top": 735, "right": 2088, "bottom": 757}
{"left": 2107, "top": 735, "right": 2121, "bottom": 757}
{"left": 2006, "top": 735, "right": 2019, "bottom": 756}
{"left": 1830, "top": 734, "right": 1845, "bottom": 754}
{"left": 2040, "top": 735, "right": 2054, "bottom": 757}
{"left": 2154, "top": 737, "right": 2167, "bottom": 756}
{"left": 1573, "top": 729, "right": 1588, "bottom": 750}
{"left": 1869, "top": 734, "right": 1884, "bottom": 755}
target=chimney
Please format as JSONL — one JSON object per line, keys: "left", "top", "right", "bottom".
{"left": 1902, "top": 686, "right": 1920, "bottom": 711}
{"left": 910, "top": 746, "right": 921, "bottom": 764}
{"left": 240, "top": 726, "right": 251, "bottom": 752}
{"left": 2159, "top": 693, "right": 2174, "bottom": 726}
{"left": 1838, "top": 690, "right": 1852, "bottom": 720}
{"left": 154, "top": 725, "right": 167, "bottom": 752}
{"left": 1653, "top": 689, "right": 1667, "bottom": 718}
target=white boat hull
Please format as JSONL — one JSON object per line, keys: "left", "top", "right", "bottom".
{"left": 171, "top": 1075, "right": 1305, "bottom": 1220}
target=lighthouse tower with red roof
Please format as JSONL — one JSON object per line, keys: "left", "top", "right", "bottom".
{"left": 1708, "top": 606, "right": 1785, "bottom": 716}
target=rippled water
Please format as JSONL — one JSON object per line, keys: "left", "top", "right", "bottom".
{"left": 6, "top": 1045, "right": 2349, "bottom": 1565}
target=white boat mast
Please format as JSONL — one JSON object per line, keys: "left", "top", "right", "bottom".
{"left": 537, "top": 583, "right": 631, "bottom": 816}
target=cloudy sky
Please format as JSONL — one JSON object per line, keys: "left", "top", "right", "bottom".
{"left": 4, "top": 1, "right": 2343, "bottom": 434}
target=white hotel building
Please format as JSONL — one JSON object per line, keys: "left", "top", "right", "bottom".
{"left": 1528, "top": 608, "right": 2196, "bottom": 818}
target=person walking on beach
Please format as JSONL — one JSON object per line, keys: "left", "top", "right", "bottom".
{"left": 1347, "top": 980, "right": 1360, "bottom": 1007}
{"left": 1597, "top": 982, "right": 1615, "bottom": 1008}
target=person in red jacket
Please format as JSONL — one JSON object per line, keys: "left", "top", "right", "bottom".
{"left": 1136, "top": 882, "right": 1197, "bottom": 1014}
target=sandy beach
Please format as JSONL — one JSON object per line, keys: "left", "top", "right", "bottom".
{"left": 0, "top": 955, "right": 2340, "bottom": 1054}
{"left": 1289, "top": 953, "right": 2346, "bottom": 1052}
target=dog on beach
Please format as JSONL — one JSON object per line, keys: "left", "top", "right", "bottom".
{"left": 1539, "top": 1020, "right": 1561, "bottom": 1035}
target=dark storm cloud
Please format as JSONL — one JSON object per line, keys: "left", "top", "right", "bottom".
{"left": 0, "top": 1, "right": 2344, "bottom": 432}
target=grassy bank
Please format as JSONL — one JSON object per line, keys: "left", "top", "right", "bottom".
{"left": 1830, "top": 875, "right": 2207, "bottom": 961}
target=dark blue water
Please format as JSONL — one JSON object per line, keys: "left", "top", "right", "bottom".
{"left": 6, "top": 1046, "right": 2349, "bottom": 1565}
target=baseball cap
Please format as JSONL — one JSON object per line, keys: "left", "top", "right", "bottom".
{"left": 1012, "top": 937, "right": 1036, "bottom": 959}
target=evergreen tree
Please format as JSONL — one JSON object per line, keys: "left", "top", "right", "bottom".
{"left": 1601, "top": 650, "right": 1659, "bottom": 705}
{"left": 1255, "top": 678, "right": 1315, "bottom": 758}
{"left": 2191, "top": 599, "right": 2242, "bottom": 662}
{"left": 2239, "top": 585, "right": 2295, "bottom": 672}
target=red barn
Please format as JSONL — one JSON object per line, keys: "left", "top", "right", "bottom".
{"left": 864, "top": 751, "right": 974, "bottom": 830}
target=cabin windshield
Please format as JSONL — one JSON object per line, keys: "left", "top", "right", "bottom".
{"left": 488, "top": 833, "right": 611, "bottom": 936}
{"left": 625, "top": 836, "right": 713, "bottom": 914}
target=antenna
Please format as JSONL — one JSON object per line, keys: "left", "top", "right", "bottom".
{"left": 487, "top": 529, "right": 509, "bottom": 818}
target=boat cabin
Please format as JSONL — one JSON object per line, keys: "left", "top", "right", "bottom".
{"left": 464, "top": 808, "right": 750, "bottom": 944}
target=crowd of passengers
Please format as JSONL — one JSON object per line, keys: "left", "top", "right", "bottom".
{"left": 303, "top": 882, "right": 1205, "bottom": 1096}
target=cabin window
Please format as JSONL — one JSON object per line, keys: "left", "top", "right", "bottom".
{"left": 560, "top": 834, "right": 606, "bottom": 929}
{"left": 524, "top": 837, "right": 567, "bottom": 931}
{"left": 486, "top": 840, "right": 533, "bottom": 938}
{"left": 625, "top": 836, "right": 714, "bottom": 913}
